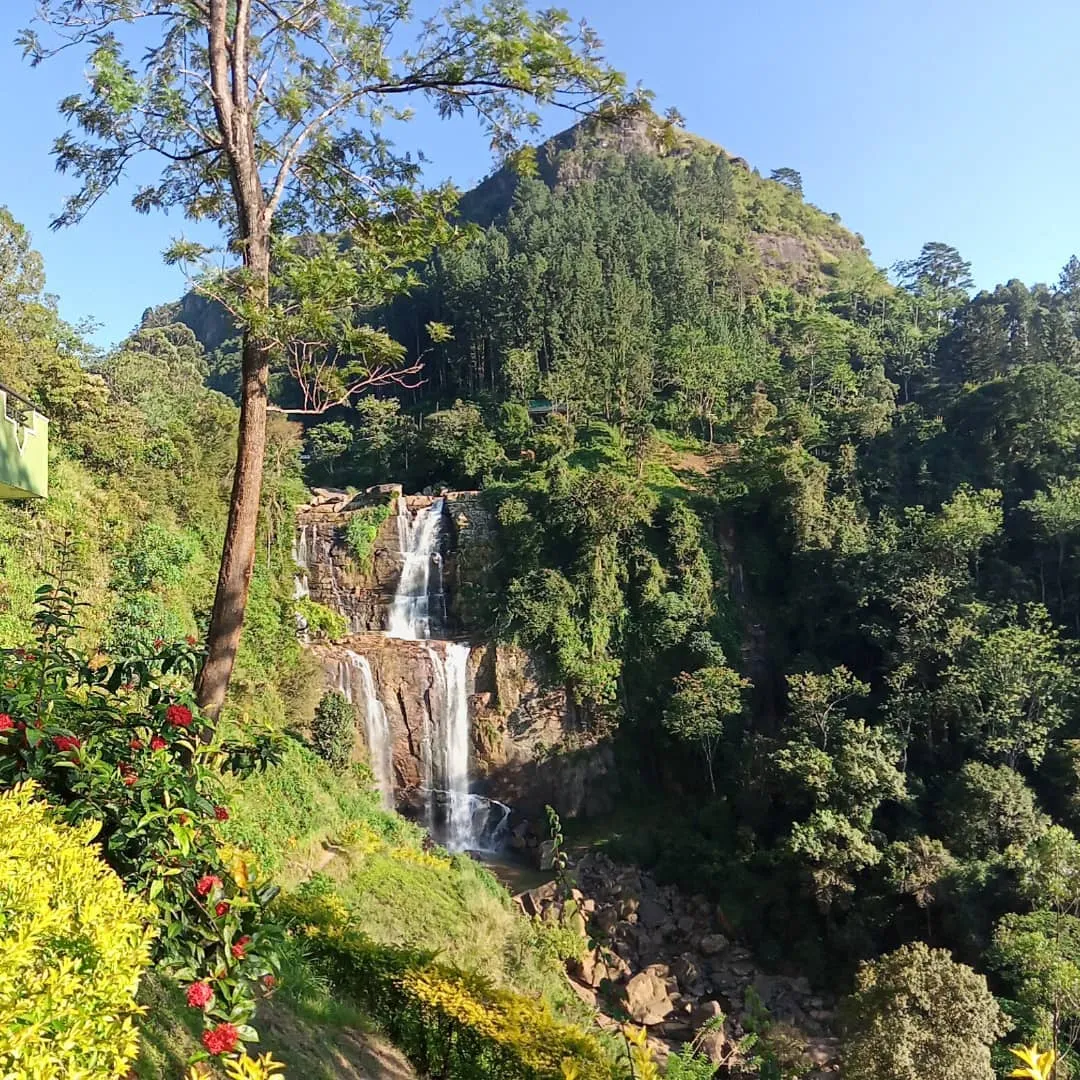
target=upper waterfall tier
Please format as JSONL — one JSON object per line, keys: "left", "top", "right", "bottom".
{"left": 294, "top": 488, "right": 494, "bottom": 636}
{"left": 387, "top": 498, "right": 447, "bottom": 641}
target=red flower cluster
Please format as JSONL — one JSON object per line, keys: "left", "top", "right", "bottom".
{"left": 201, "top": 1022, "right": 239, "bottom": 1056}
{"left": 129, "top": 737, "right": 143, "bottom": 750}
{"left": 186, "top": 981, "right": 214, "bottom": 1009}
{"left": 119, "top": 761, "right": 138, "bottom": 787}
{"left": 166, "top": 704, "right": 192, "bottom": 728}
{"left": 213, "top": 805, "right": 229, "bottom": 822}
{"left": 0, "top": 714, "right": 13, "bottom": 732}
{"left": 231, "top": 935, "right": 251, "bottom": 960}
{"left": 150, "top": 736, "right": 167, "bottom": 751}
{"left": 195, "top": 874, "right": 222, "bottom": 897}
{"left": 215, "top": 900, "right": 230, "bottom": 917}
{"left": 186, "top": 635, "right": 198, "bottom": 646}
{"left": 262, "top": 974, "right": 276, "bottom": 989}
{"left": 52, "top": 735, "right": 81, "bottom": 753}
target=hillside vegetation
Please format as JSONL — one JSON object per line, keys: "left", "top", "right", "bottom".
{"left": 276, "top": 111, "right": 1080, "bottom": 1074}
{"left": 4, "top": 94, "right": 1080, "bottom": 1078}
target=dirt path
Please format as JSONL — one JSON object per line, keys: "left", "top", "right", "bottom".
{"left": 258, "top": 997, "right": 415, "bottom": 1080}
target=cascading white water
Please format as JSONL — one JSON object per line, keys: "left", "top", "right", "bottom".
{"left": 351, "top": 653, "right": 394, "bottom": 810}
{"left": 292, "top": 524, "right": 311, "bottom": 599}
{"left": 387, "top": 500, "right": 446, "bottom": 639}
{"left": 385, "top": 499, "right": 475, "bottom": 851}
{"left": 428, "top": 642, "right": 473, "bottom": 850}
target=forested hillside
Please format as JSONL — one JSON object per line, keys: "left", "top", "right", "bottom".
{"left": 7, "top": 89, "right": 1080, "bottom": 1077}
{"left": 0, "top": 207, "right": 312, "bottom": 728}
{"left": 262, "top": 109, "right": 1080, "bottom": 1068}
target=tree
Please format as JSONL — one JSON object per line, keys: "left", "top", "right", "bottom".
{"left": 0, "top": 207, "right": 49, "bottom": 325}
{"left": 663, "top": 664, "right": 749, "bottom": 791}
{"left": 1023, "top": 477, "right": 1080, "bottom": 614}
{"left": 884, "top": 835, "right": 955, "bottom": 910}
{"left": 993, "top": 910, "right": 1080, "bottom": 1064}
{"left": 775, "top": 668, "right": 906, "bottom": 907}
{"left": 769, "top": 167, "right": 803, "bottom": 196}
{"left": 939, "top": 761, "right": 1047, "bottom": 861}
{"left": 997, "top": 827, "right": 1080, "bottom": 1062}
{"left": 895, "top": 242, "right": 974, "bottom": 299}
{"left": 25, "top": 1, "right": 626, "bottom": 718}
{"left": 841, "top": 942, "right": 1006, "bottom": 1080}
{"left": 939, "top": 606, "right": 1076, "bottom": 767}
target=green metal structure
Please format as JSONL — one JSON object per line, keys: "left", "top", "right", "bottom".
{"left": 0, "top": 384, "right": 48, "bottom": 499}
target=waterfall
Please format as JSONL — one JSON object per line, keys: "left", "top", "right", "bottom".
{"left": 428, "top": 642, "right": 474, "bottom": 851}
{"left": 388, "top": 499, "right": 446, "bottom": 639}
{"left": 385, "top": 499, "right": 475, "bottom": 851}
{"left": 303, "top": 495, "right": 496, "bottom": 852}
{"left": 351, "top": 653, "right": 394, "bottom": 810}
{"left": 292, "top": 524, "right": 311, "bottom": 599}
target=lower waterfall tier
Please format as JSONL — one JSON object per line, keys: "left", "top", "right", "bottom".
{"left": 315, "top": 633, "right": 620, "bottom": 847}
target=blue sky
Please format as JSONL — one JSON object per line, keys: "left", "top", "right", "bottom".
{"left": 1, "top": 0, "right": 1077, "bottom": 347}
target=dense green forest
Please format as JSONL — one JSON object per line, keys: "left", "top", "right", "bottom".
{"left": 254, "top": 111, "right": 1080, "bottom": 1067}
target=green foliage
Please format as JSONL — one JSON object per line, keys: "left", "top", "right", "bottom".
{"left": 310, "top": 690, "right": 356, "bottom": 772}
{"left": 663, "top": 664, "right": 748, "bottom": 791}
{"left": 277, "top": 886, "right": 619, "bottom": 1080}
{"left": 219, "top": 739, "right": 402, "bottom": 879}
{"left": 841, "top": 942, "right": 1006, "bottom": 1080}
{"left": 0, "top": 780, "right": 155, "bottom": 1080}
{"left": 421, "top": 402, "right": 506, "bottom": 487}
{"left": 939, "top": 762, "right": 1048, "bottom": 861}
{"left": 293, "top": 597, "right": 347, "bottom": 642}
{"left": 0, "top": 576, "right": 285, "bottom": 1058}
{"left": 344, "top": 499, "right": 395, "bottom": 574}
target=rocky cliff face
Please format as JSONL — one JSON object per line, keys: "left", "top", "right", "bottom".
{"left": 296, "top": 488, "right": 617, "bottom": 828}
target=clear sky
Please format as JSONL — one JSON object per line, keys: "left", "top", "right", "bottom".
{"left": 1, "top": 0, "right": 1078, "bottom": 347}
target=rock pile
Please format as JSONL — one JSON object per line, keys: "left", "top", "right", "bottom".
{"left": 518, "top": 852, "right": 839, "bottom": 1075}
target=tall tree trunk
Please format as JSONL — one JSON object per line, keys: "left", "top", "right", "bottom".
{"left": 195, "top": 332, "right": 270, "bottom": 717}
{"left": 196, "top": 1, "right": 269, "bottom": 719}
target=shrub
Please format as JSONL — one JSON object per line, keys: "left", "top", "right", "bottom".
{"left": 277, "top": 887, "right": 619, "bottom": 1080}
{"left": 841, "top": 942, "right": 1006, "bottom": 1080}
{"left": 344, "top": 498, "right": 395, "bottom": 573}
{"left": 311, "top": 690, "right": 356, "bottom": 771}
{"left": 294, "top": 596, "right": 348, "bottom": 641}
{"left": 0, "top": 781, "right": 156, "bottom": 1080}
{"left": 0, "top": 572, "right": 284, "bottom": 1060}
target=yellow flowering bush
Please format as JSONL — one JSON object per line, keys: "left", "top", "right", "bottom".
{"left": 389, "top": 844, "right": 450, "bottom": 870}
{"left": 276, "top": 888, "right": 618, "bottom": 1080}
{"left": 0, "top": 781, "right": 156, "bottom": 1079}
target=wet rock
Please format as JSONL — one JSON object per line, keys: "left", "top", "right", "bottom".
{"left": 700, "top": 933, "right": 729, "bottom": 956}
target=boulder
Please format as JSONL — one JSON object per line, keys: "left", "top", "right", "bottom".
{"left": 692, "top": 999, "right": 726, "bottom": 1026}
{"left": 699, "top": 933, "right": 729, "bottom": 956}
{"left": 624, "top": 970, "right": 674, "bottom": 1026}
{"left": 638, "top": 896, "right": 669, "bottom": 930}
{"left": 592, "top": 905, "right": 619, "bottom": 935}
{"left": 672, "top": 954, "right": 704, "bottom": 994}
